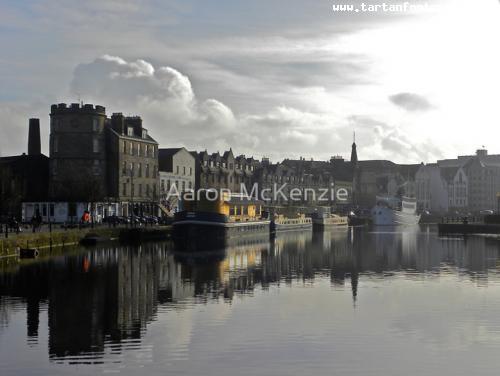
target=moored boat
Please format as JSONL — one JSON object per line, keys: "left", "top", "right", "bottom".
{"left": 312, "top": 213, "right": 349, "bottom": 228}
{"left": 173, "top": 191, "right": 270, "bottom": 251}
{"left": 371, "top": 196, "right": 420, "bottom": 226}
{"left": 270, "top": 214, "right": 312, "bottom": 233}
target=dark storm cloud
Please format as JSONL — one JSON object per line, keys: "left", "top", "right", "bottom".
{"left": 389, "top": 92, "right": 434, "bottom": 112}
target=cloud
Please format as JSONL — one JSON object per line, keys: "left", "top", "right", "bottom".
{"left": 1, "top": 54, "right": 444, "bottom": 164}
{"left": 389, "top": 92, "right": 434, "bottom": 112}
{"left": 69, "top": 55, "right": 350, "bottom": 161}
{"left": 348, "top": 115, "right": 443, "bottom": 162}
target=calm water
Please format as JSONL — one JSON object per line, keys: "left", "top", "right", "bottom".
{"left": 2, "top": 226, "right": 500, "bottom": 375}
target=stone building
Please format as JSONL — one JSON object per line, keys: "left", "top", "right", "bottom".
{"left": 0, "top": 118, "right": 49, "bottom": 219}
{"left": 416, "top": 148, "right": 500, "bottom": 214}
{"left": 49, "top": 103, "right": 108, "bottom": 202}
{"left": 415, "top": 163, "right": 449, "bottom": 213}
{"left": 158, "top": 147, "right": 196, "bottom": 212}
{"left": 193, "top": 149, "right": 258, "bottom": 192}
{"left": 48, "top": 103, "right": 159, "bottom": 219}
{"left": 107, "top": 113, "right": 159, "bottom": 217}
{"left": 354, "top": 161, "right": 419, "bottom": 208}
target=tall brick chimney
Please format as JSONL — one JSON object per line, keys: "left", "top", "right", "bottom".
{"left": 28, "top": 118, "right": 41, "bottom": 155}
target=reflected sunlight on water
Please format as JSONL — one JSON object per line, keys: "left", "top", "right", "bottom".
{"left": 2, "top": 226, "right": 500, "bottom": 375}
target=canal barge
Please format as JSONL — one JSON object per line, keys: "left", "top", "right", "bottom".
{"left": 270, "top": 214, "right": 312, "bottom": 233}
{"left": 173, "top": 191, "right": 270, "bottom": 251}
{"left": 311, "top": 212, "right": 349, "bottom": 228}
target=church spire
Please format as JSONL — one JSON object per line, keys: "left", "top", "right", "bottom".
{"left": 350, "top": 130, "right": 358, "bottom": 164}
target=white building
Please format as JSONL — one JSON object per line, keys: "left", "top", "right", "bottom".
{"left": 415, "top": 164, "right": 449, "bottom": 213}
{"left": 158, "top": 147, "right": 196, "bottom": 213}
{"left": 417, "top": 149, "right": 500, "bottom": 214}
{"left": 22, "top": 202, "right": 91, "bottom": 223}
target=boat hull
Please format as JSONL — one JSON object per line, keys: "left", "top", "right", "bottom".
{"left": 312, "top": 217, "right": 348, "bottom": 228}
{"left": 371, "top": 207, "right": 420, "bottom": 226}
{"left": 271, "top": 221, "right": 312, "bottom": 233}
{"left": 173, "top": 211, "right": 270, "bottom": 251}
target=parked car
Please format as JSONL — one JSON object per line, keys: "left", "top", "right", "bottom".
{"left": 103, "top": 215, "right": 121, "bottom": 225}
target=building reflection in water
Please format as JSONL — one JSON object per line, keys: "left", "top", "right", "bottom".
{"left": 1, "top": 226, "right": 500, "bottom": 363}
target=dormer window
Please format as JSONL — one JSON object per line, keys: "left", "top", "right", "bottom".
{"left": 142, "top": 130, "right": 148, "bottom": 139}
{"left": 127, "top": 127, "right": 134, "bottom": 136}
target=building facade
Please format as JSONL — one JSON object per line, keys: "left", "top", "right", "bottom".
{"left": 193, "top": 149, "right": 258, "bottom": 193}
{"left": 158, "top": 147, "right": 196, "bottom": 213}
{"left": 47, "top": 103, "right": 159, "bottom": 220}
{"left": 0, "top": 119, "right": 49, "bottom": 219}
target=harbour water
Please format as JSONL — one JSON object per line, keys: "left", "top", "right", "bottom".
{"left": 2, "top": 226, "right": 500, "bottom": 375}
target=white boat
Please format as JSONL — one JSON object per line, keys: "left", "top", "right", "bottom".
{"left": 371, "top": 196, "right": 420, "bottom": 226}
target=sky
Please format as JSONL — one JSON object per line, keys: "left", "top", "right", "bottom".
{"left": 0, "top": 0, "right": 499, "bottom": 163}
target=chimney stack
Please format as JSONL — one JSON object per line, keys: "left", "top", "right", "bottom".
{"left": 28, "top": 118, "right": 41, "bottom": 156}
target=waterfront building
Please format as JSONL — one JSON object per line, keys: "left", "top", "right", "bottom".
{"left": 158, "top": 147, "right": 196, "bottom": 213}
{"left": 192, "top": 149, "right": 258, "bottom": 192}
{"left": 107, "top": 112, "right": 159, "bottom": 217}
{"left": 415, "top": 163, "right": 449, "bottom": 213}
{"left": 44, "top": 103, "right": 159, "bottom": 221}
{"left": 355, "top": 160, "right": 419, "bottom": 208}
{"left": 415, "top": 148, "right": 500, "bottom": 214}
{"left": 0, "top": 119, "right": 49, "bottom": 219}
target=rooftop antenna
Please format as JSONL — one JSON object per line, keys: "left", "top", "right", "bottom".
{"left": 353, "top": 130, "right": 356, "bottom": 143}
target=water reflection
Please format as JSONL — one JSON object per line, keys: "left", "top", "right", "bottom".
{"left": 1, "top": 226, "right": 500, "bottom": 367}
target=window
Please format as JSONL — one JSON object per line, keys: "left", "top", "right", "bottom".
{"left": 138, "top": 163, "right": 142, "bottom": 177}
{"left": 142, "top": 130, "right": 148, "bottom": 139}
{"left": 145, "top": 145, "right": 149, "bottom": 157}
{"left": 146, "top": 184, "right": 150, "bottom": 196}
{"left": 122, "top": 141, "right": 126, "bottom": 153}
{"left": 130, "top": 162, "right": 134, "bottom": 176}
{"left": 122, "top": 161, "right": 127, "bottom": 175}
{"left": 189, "top": 167, "right": 192, "bottom": 176}
{"left": 130, "top": 142, "right": 133, "bottom": 155}
{"left": 146, "top": 164, "right": 150, "bottom": 178}
{"left": 160, "top": 180, "right": 165, "bottom": 192}
{"left": 93, "top": 118, "right": 99, "bottom": 132}
{"left": 123, "top": 183, "right": 127, "bottom": 196}
{"left": 183, "top": 166, "right": 186, "bottom": 175}
{"left": 176, "top": 166, "right": 179, "bottom": 174}
{"left": 152, "top": 165, "right": 156, "bottom": 178}
{"left": 53, "top": 136, "right": 59, "bottom": 153}
{"left": 138, "top": 184, "right": 142, "bottom": 197}
{"left": 127, "top": 127, "right": 134, "bottom": 136}
{"left": 182, "top": 182, "right": 185, "bottom": 191}
{"left": 137, "top": 143, "right": 140, "bottom": 156}
{"left": 49, "top": 204, "right": 54, "bottom": 217}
